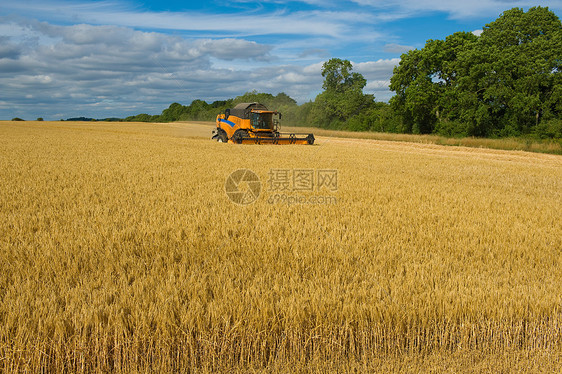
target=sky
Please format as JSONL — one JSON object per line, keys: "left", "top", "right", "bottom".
{"left": 1, "top": 0, "right": 561, "bottom": 120}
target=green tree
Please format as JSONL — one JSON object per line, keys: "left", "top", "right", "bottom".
{"left": 310, "top": 58, "right": 373, "bottom": 128}
{"left": 233, "top": 91, "right": 276, "bottom": 108}
{"left": 459, "top": 7, "right": 562, "bottom": 136}
{"left": 390, "top": 32, "right": 478, "bottom": 134}
{"left": 321, "top": 58, "right": 366, "bottom": 93}
{"left": 390, "top": 6, "right": 562, "bottom": 137}
{"left": 124, "top": 113, "right": 159, "bottom": 122}
{"left": 160, "top": 102, "right": 187, "bottom": 122}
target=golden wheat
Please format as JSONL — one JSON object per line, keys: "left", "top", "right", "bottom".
{"left": 0, "top": 121, "right": 561, "bottom": 372}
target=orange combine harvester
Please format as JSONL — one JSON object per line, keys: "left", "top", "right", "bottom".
{"left": 212, "top": 102, "right": 315, "bottom": 145}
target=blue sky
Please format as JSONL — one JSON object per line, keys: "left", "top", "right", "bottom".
{"left": 1, "top": 0, "right": 561, "bottom": 120}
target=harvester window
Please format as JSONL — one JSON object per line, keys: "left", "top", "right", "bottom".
{"left": 251, "top": 113, "right": 270, "bottom": 129}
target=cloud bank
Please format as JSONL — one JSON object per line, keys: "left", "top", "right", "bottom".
{"left": 0, "top": 18, "right": 398, "bottom": 119}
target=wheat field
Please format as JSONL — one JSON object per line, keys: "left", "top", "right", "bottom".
{"left": 1, "top": 121, "right": 561, "bottom": 372}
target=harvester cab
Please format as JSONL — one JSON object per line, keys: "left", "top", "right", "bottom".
{"left": 212, "top": 102, "right": 314, "bottom": 145}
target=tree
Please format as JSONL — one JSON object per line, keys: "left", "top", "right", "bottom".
{"left": 321, "top": 58, "right": 366, "bottom": 93}
{"left": 310, "top": 58, "right": 373, "bottom": 128}
{"left": 160, "top": 102, "right": 186, "bottom": 122}
{"left": 390, "top": 6, "right": 562, "bottom": 137}
{"left": 390, "top": 32, "right": 478, "bottom": 134}
{"left": 460, "top": 7, "right": 562, "bottom": 136}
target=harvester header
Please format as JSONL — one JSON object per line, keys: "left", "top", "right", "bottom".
{"left": 212, "top": 102, "right": 314, "bottom": 145}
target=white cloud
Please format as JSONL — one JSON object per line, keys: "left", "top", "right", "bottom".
{"left": 0, "top": 0, "right": 361, "bottom": 38}
{"left": 351, "top": 0, "right": 562, "bottom": 19}
{"left": 355, "top": 59, "right": 400, "bottom": 77}
{"left": 354, "top": 59, "right": 400, "bottom": 100}
{"left": 383, "top": 43, "right": 414, "bottom": 54}
{"left": 0, "top": 39, "right": 21, "bottom": 59}
{"left": 299, "top": 48, "right": 330, "bottom": 58}
{"left": 194, "top": 39, "right": 272, "bottom": 61}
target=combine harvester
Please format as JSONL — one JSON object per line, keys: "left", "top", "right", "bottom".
{"left": 212, "top": 102, "right": 314, "bottom": 145}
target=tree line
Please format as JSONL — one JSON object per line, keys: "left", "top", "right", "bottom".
{"left": 125, "top": 7, "right": 561, "bottom": 139}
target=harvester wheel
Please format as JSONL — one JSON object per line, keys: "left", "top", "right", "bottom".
{"left": 216, "top": 129, "right": 228, "bottom": 143}
{"left": 232, "top": 129, "right": 249, "bottom": 144}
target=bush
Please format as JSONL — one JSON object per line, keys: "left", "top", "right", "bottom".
{"left": 533, "top": 119, "right": 562, "bottom": 139}
{"left": 346, "top": 115, "right": 370, "bottom": 132}
{"left": 434, "top": 119, "right": 468, "bottom": 137}
{"left": 11, "top": 118, "right": 24, "bottom": 121}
